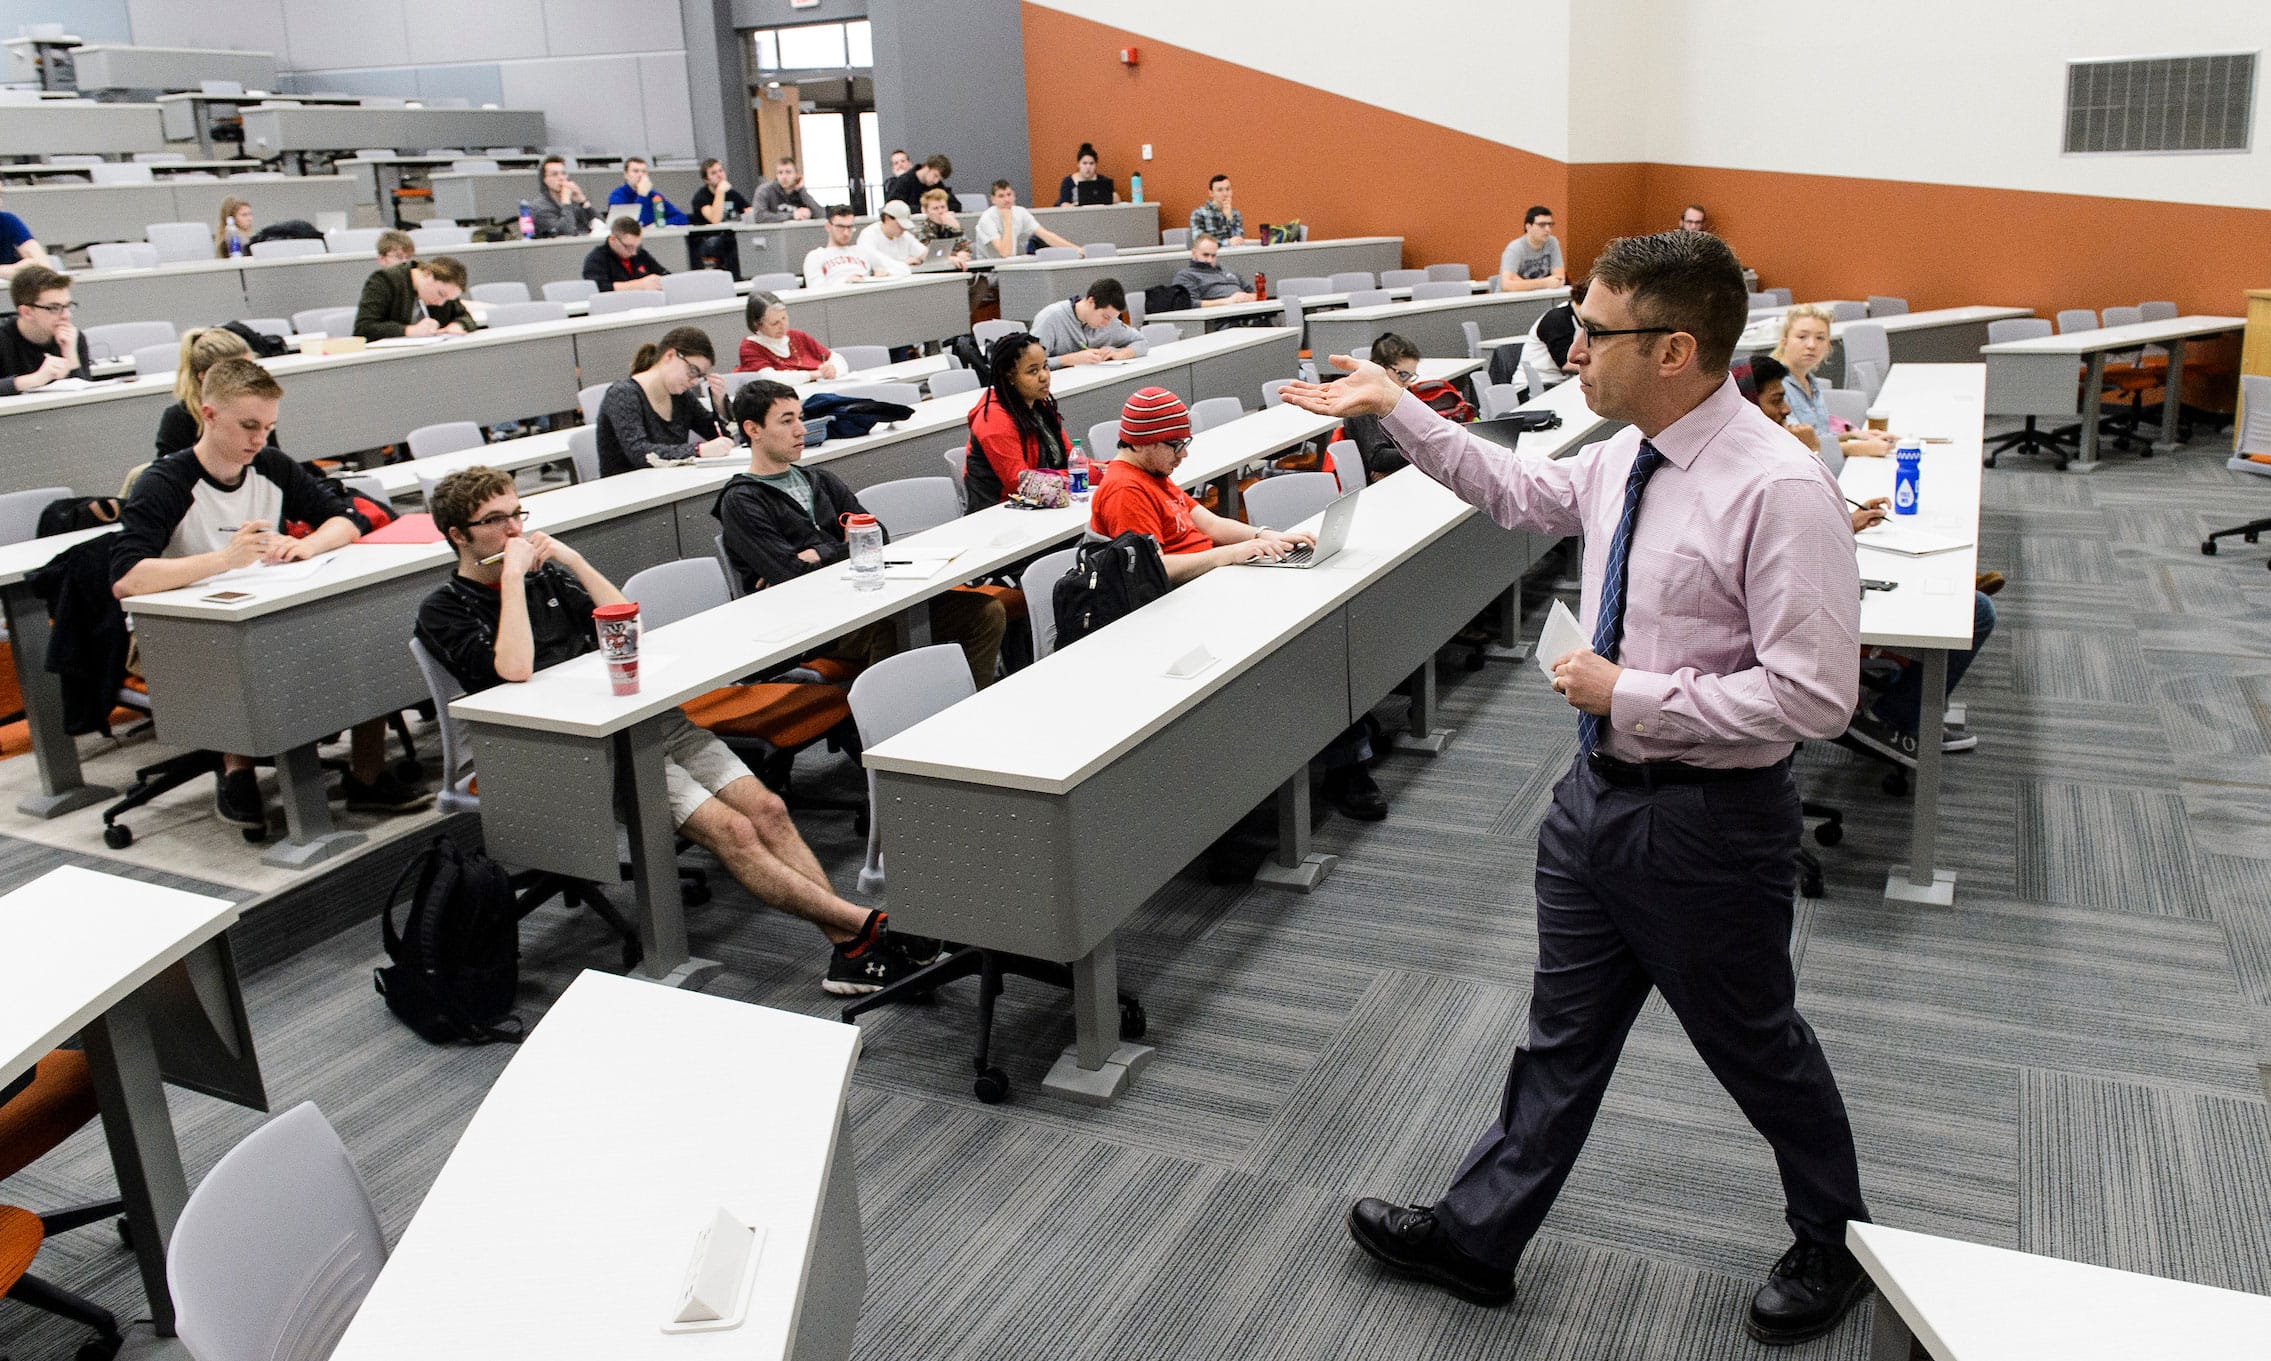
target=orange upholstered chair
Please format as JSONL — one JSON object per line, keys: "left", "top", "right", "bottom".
{"left": 0, "top": 1050, "right": 126, "bottom": 1356}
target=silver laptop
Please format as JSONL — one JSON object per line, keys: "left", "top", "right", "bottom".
{"left": 1240, "top": 489, "right": 1358, "bottom": 569}
{"left": 912, "top": 236, "right": 961, "bottom": 271}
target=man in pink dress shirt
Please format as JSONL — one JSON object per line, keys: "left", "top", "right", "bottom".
{"left": 1285, "top": 231, "right": 1873, "bottom": 1347}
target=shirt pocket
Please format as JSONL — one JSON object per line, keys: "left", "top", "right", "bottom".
{"left": 1623, "top": 545, "right": 1707, "bottom": 654}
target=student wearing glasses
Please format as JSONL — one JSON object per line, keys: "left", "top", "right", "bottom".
{"left": 0, "top": 265, "right": 91, "bottom": 395}
{"left": 593, "top": 326, "right": 735, "bottom": 476}
{"left": 530, "top": 155, "right": 600, "bottom": 238}
{"left": 1497, "top": 206, "right": 1566, "bottom": 293}
{"left": 1679, "top": 204, "right": 1709, "bottom": 232}
{"left": 1341, "top": 331, "right": 1421, "bottom": 480}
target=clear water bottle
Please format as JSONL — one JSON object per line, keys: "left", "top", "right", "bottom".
{"left": 1893, "top": 441, "right": 1922, "bottom": 516}
{"left": 225, "top": 227, "right": 243, "bottom": 257}
{"left": 844, "top": 512, "right": 885, "bottom": 590}
{"left": 518, "top": 199, "right": 536, "bottom": 239}
{"left": 1067, "top": 437, "right": 1090, "bottom": 501}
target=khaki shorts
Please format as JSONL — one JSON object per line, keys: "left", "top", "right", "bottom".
{"left": 615, "top": 712, "right": 752, "bottom": 825}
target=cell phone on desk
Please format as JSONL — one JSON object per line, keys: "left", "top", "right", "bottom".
{"left": 1861, "top": 578, "right": 1898, "bottom": 593}
{"left": 201, "top": 590, "right": 255, "bottom": 603}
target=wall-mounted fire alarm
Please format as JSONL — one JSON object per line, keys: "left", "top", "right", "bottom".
{"left": 1119, "top": 47, "right": 1140, "bottom": 66}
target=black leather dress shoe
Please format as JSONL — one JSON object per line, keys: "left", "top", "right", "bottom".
{"left": 1324, "top": 766, "right": 1390, "bottom": 821}
{"left": 1746, "top": 1238, "right": 1872, "bottom": 1345}
{"left": 1345, "top": 1199, "right": 1515, "bottom": 1307}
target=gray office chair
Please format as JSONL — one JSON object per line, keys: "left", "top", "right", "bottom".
{"left": 1139, "top": 323, "right": 1180, "bottom": 347}
{"left": 470, "top": 281, "right": 531, "bottom": 305}
{"left": 483, "top": 300, "right": 569, "bottom": 328}
{"left": 1866, "top": 295, "right": 1909, "bottom": 317}
{"left": 661, "top": 269, "right": 735, "bottom": 306}
{"left": 1463, "top": 319, "right": 1484, "bottom": 360}
{"left": 248, "top": 238, "right": 324, "bottom": 260}
{"left": 1381, "top": 269, "right": 1426, "bottom": 288}
{"left": 942, "top": 445, "right": 967, "bottom": 499}
{"left": 587, "top": 291, "right": 665, "bottom": 316}
{"left": 167, "top": 1103, "right": 386, "bottom": 1361}
{"left": 624, "top": 558, "right": 732, "bottom": 629}
{"left": 1083, "top": 241, "right": 1118, "bottom": 257}
{"left": 1982, "top": 316, "right": 2075, "bottom": 467}
{"left": 1477, "top": 382, "right": 1524, "bottom": 420}
{"left": 579, "top": 382, "right": 612, "bottom": 423}
{"left": 89, "top": 163, "right": 155, "bottom": 185}
{"left": 0, "top": 487, "right": 71, "bottom": 548}
{"left": 566, "top": 426, "right": 599, "bottom": 483}
{"left": 833, "top": 344, "right": 890, "bottom": 372}
{"left": 1425, "top": 263, "right": 1471, "bottom": 282}
{"left": 720, "top": 370, "right": 767, "bottom": 401}
{"left": 542, "top": 279, "right": 599, "bottom": 304}
{"left": 1828, "top": 300, "right": 1867, "bottom": 322}
{"left": 973, "top": 318, "right": 1025, "bottom": 350}
{"left": 1343, "top": 288, "right": 1390, "bottom": 308}
{"left": 929, "top": 368, "right": 981, "bottom": 398}
{"left": 131, "top": 342, "right": 180, "bottom": 376}
{"left": 2202, "top": 374, "right": 2271, "bottom": 559}
{"left": 750, "top": 272, "right": 800, "bottom": 292}
{"left": 1279, "top": 298, "right": 1303, "bottom": 331}
{"left": 1088, "top": 421, "right": 1122, "bottom": 461}
{"left": 710, "top": 532, "right": 745, "bottom": 599}
{"left": 1327, "top": 440, "right": 1363, "bottom": 493}
{"left": 1747, "top": 291, "right": 1779, "bottom": 311}
{"left": 1161, "top": 228, "right": 1189, "bottom": 247}
{"left": 1262, "top": 379, "right": 1291, "bottom": 408}
{"left": 406, "top": 639, "right": 481, "bottom": 816}
{"left": 1188, "top": 396, "right": 1244, "bottom": 433}
{"left": 1021, "top": 545, "right": 1081, "bottom": 662}
{"left": 1766, "top": 288, "right": 1793, "bottom": 306}
{"left": 87, "top": 241, "right": 159, "bottom": 270}
{"left": 1823, "top": 388, "right": 1870, "bottom": 428}
{"left": 1841, "top": 323, "right": 1892, "bottom": 403}
{"left": 860, "top": 476, "right": 962, "bottom": 538}
{"left": 1524, "top": 362, "right": 1552, "bottom": 399}
{"left": 1328, "top": 271, "right": 1375, "bottom": 293}
{"left": 1240, "top": 471, "right": 1338, "bottom": 528}
{"left": 831, "top": 382, "right": 921, "bottom": 411}
{"left": 1033, "top": 246, "right": 1081, "bottom": 261}
{"left": 291, "top": 305, "right": 355, "bottom": 337}
{"left": 1411, "top": 281, "right": 1469, "bottom": 301}
{"left": 2056, "top": 308, "right": 2098, "bottom": 334}
{"left": 339, "top": 475, "right": 390, "bottom": 515}
{"left": 82, "top": 321, "right": 177, "bottom": 363}
{"left": 450, "top": 157, "right": 501, "bottom": 173}
{"left": 325, "top": 227, "right": 382, "bottom": 254}
{"left": 2137, "top": 301, "right": 2178, "bottom": 362}
{"left": 847, "top": 644, "right": 975, "bottom": 893}
{"left": 1275, "top": 276, "right": 1332, "bottom": 300}
{"left": 407, "top": 421, "right": 483, "bottom": 459}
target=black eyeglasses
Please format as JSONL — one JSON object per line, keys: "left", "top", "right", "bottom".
{"left": 24, "top": 301, "right": 75, "bottom": 316}
{"left": 466, "top": 509, "right": 529, "bottom": 530}
{"left": 1572, "top": 315, "right": 1675, "bottom": 346}
{"left": 1388, "top": 367, "right": 1419, "bottom": 386}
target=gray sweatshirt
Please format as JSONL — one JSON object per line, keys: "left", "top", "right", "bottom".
{"left": 1030, "top": 296, "right": 1146, "bottom": 366}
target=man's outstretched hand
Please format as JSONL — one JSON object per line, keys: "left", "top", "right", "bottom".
{"left": 1279, "top": 354, "right": 1402, "bottom": 419}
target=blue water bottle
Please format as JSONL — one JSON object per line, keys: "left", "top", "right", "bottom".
{"left": 518, "top": 199, "right": 535, "bottom": 239}
{"left": 1130, "top": 172, "right": 1143, "bottom": 204}
{"left": 1892, "top": 440, "right": 1922, "bottom": 516}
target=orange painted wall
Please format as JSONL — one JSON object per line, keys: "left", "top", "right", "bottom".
{"left": 1021, "top": 6, "right": 2271, "bottom": 327}
{"left": 1019, "top": 5, "right": 1567, "bottom": 278}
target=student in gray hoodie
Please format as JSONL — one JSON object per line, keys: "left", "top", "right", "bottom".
{"left": 1028, "top": 278, "right": 1146, "bottom": 369}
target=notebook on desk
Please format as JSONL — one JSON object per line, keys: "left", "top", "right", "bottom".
{"left": 1855, "top": 523, "right": 1973, "bottom": 557}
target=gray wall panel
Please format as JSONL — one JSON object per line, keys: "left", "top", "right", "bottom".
{"left": 869, "top": 0, "right": 1029, "bottom": 220}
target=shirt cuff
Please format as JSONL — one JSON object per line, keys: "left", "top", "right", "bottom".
{"left": 1380, "top": 389, "right": 1432, "bottom": 444}
{"left": 1609, "top": 667, "right": 1672, "bottom": 741}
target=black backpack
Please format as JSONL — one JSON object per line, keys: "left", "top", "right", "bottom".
{"left": 948, "top": 333, "right": 991, "bottom": 384}
{"left": 1141, "top": 283, "right": 1192, "bottom": 320}
{"left": 36, "top": 495, "right": 121, "bottom": 538}
{"left": 1052, "top": 532, "right": 1169, "bottom": 648}
{"left": 373, "top": 836, "right": 525, "bottom": 1044}
{"left": 220, "top": 320, "right": 289, "bottom": 358}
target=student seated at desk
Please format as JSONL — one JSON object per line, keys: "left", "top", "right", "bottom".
{"left": 1092, "top": 388, "right": 1387, "bottom": 819}
{"left": 856, "top": 200, "right": 929, "bottom": 274}
{"left": 735, "top": 290, "right": 845, "bottom": 381}
{"left": 1189, "top": 174, "right": 1250, "bottom": 247}
{"left": 111, "top": 358, "right": 429, "bottom": 827}
{"left": 531, "top": 155, "right": 600, "bottom": 238}
{"left": 1339, "top": 331, "right": 1420, "bottom": 480}
{"left": 974, "top": 181, "right": 1080, "bottom": 260}
{"left": 582, "top": 217, "right": 668, "bottom": 293}
{"left": 1030, "top": 278, "right": 1144, "bottom": 368}
{"left": 962, "top": 332, "right": 1071, "bottom": 512}
{"left": 415, "top": 466, "right": 930, "bottom": 996}
{"left": 688, "top": 157, "right": 747, "bottom": 275}
{"left": 1, "top": 265, "right": 92, "bottom": 396}
{"left": 153, "top": 326, "right": 284, "bottom": 457}
{"left": 595, "top": 326, "right": 733, "bottom": 477}
{"left": 353, "top": 255, "right": 474, "bottom": 341}
{"left": 374, "top": 229, "right": 415, "bottom": 266}
{"left": 1497, "top": 206, "right": 1566, "bottom": 293}
{"left": 752, "top": 156, "right": 824, "bottom": 223}
{"left": 1514, "top": 279, "right": 1584, "bottom": 390}
{"left": 714, "top": 380, "right": 1006, "bottom": 690}
{"left": 214, "top": 196, "right": 253, "bottom": 258}
{"left": 801, "top": 206, "right": 903, "bottom": 289}
{"left": 1056, "top": 142, "right": 1118, "bottom": 206}
{"left": 882, "top": 154, "right": 959, "bottom": 217}
{"left": 605, "top": 156, "right": 686, "bottom": 228}
{"left": 914, "top": 189, "right": 972, "bottom": 267}
{"left": 1773, "top": 305, "right": 1893, "bottom": 463}
{"left": 1172, "top": 235, "right": 1257, "bottom": 308}
{"left": 1747, "top": 355, "right": 1995, "bottom": 767}
{"left": 0, "top": 186, "right": 53, "bottom": 281}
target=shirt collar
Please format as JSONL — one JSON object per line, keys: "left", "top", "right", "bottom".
{"left": 1642, "top": 376, "right": 1746, "bottom": 471}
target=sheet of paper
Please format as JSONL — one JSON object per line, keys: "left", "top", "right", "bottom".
{"left": 1535, "top": 598, "right": 1586, "bottom": 679}
{"left": 1855, "top": 523, "right": 1973, "bottom": 557}
{"left": 197, "top": 555, "right": 338, "bottom": 590}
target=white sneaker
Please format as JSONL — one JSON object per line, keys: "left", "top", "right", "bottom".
{"left": 1941, "top": 729, "right": 1978, "bottom": 753}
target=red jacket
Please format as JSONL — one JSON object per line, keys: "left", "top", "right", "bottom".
{"left": 963, "top": 389, "right": 1069, "bottom": 513}
{"left": 735, "top": 328, "right": 834, "bottom": 374}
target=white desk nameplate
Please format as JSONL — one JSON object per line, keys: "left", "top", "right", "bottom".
{"left": 661, "top": 1206, "right": 766, "bottom": 1334}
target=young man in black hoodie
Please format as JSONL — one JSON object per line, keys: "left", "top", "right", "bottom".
{"left": 713, "top": 380, "right": 1005, "bottom": 690}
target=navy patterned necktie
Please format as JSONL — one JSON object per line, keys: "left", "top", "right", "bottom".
{"left": 1578, "top": 439, "right": 1666, "bottom": 755}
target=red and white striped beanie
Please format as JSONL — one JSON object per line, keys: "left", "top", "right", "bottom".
{"left": 1118, "top": 387, "right": 1191, "bottom": 446}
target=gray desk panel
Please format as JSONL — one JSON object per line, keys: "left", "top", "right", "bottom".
{"left": 0, "top": 103, "right": 166, "bottom": 156}
{"left": 70, "top": 46, "right": 277, "bottom": 94}
{"left": 1026, "top": 203, "right": 1158, "bottom": 249}
{"left": 994, "top": 256, "right": 1179, "bottom": 326}
{"left": 1218, "top": 238, "right": 1405, "bottom": 285}
{"left": 279, "top": 335, "right": 581, "bottom": 458}
{"left": 239, "top": 254, "right": 384, "bottom": 319}
{"left": 72, "top": 266, "right": 250, "bottom": 333}
{"left": 472, "top": 725, "right": 623, "bottom": 882}
{"left": 572, "top": 307, "right": 738, "bottom": 388}
{"left": 1188, "top": 331, "right": 1302, "bottom": 409}
{"left": 1346, "top": 516, "right": 1540, "bottom": 712}
{"left": 168, "top": 176, "right": 359, "bottom": 231}
{"left": 3, "top": 181, "right": 177, "bottom": 247}
{"left": 1889, "top": 318, "right": 2004, "bottom": 366}
{"left": 1985, "top": 353, "right": 2081, "bottom": 419}
{"left": 873, "top": 611, "right": 1352, "bottom": 955}
{"left": 1306, "top": 293, "right": 1557, "bottom": 365}
{"left": 812, "top": 278, "right": 967, "bottom": 349}
{"left": 742, "top": 221, "right": 831, "bottom": 272}
{"left": 240, "top": 106, "right": 547, "bottom": 157}
{"left": 0, "top": 390, "right": 171, "bottom": 497}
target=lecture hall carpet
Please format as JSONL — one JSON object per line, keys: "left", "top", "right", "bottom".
{"left": 4, "top": 426, "right": 2269, "bottom": 1360}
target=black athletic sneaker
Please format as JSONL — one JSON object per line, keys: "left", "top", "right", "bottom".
{"left": 1842, "top": 709, "right": 1918, "bottom": 769}
{"left": 340, "top": 768, "right": 434, "bottom": 813}
{"left": 214, "top": 768, "right": 266, "bottom": 831}
{"left": 823, "top": 932, "right": 926, "bottom": 996}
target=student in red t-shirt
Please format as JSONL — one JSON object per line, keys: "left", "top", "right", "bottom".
{"left": 734, "top": 290, "right": 845, "bottom": 379}
{"left": 1089, "top": 387, "right": 1388, "bottom": 819}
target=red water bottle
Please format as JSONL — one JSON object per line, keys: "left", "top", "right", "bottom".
{"left": 1254, "top": 271, "right": 1268, "bottom": 301}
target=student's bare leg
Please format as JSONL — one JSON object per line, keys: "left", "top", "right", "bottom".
{"left": 712, "top": 774, "right": 836, "bottom": 899}
{"left": 681, "top": 784, "right": 868, "bottom": 941}
{"left": 222, "top": 754, "right": 254, "bottom": 773}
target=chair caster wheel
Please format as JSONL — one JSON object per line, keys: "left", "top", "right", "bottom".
{"left": 102, "top": 824, "right": 132, "bottom": 849}
{"left": 973, "top": 1067, "right": 1010, "bottom": 1104}
{"left": 1799, "top": 871, "right": 1824, "bottom": 899}
{"left": 1119, "top": 995, "right": 1146, "bottom": 1041}
{"left": 241, "top": 827, "right": 265, "bottom": 844}
{"left": 1882, "top": 770, "right": 1911, "bottom": 797}
{"left": 2202, "top": 540, "right": 2218, "bottom": 555}
{"left": 1813, "top": 822, "right": 1843, "bottom": 847}
{"left": 76, "top": 1339, "right": 123, "bottom": 1361}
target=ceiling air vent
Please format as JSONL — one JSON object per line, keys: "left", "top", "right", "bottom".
{"left": 2064, "top": 52, "right": 2255, "bottom": 154}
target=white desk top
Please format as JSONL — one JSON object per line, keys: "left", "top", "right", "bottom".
{"left": 1, "top": 866, "right": 240, "bottom": 1087}
{"left": 450, "top": 402, "right": 1338, "bottom": 739}
{"left": 1846, "top": 364, "right": 1984, "bottom": 651}
{"left": 1979, "top": 314, "right": 2245, "bottom": 355}
{"left": 352, "top": 430, "right": 578, "bottom": 500}
{"left": 330, "top": 970, "right": 859, "bottom": 1361}
{"left": 1850, "top": 1222, "right": 2271, "bottom": 1360}
{"left": 1147, "top": 281, "right": 1489, "bottom": 326}
{"left": 1414, "top": 356, "right": 1484, "bottom": 385}
{"left": 0, "top": 523, "right": 115, "bottom": 588}
{"left": 1325, "top": 284, "right": 1569, "bottom": 323}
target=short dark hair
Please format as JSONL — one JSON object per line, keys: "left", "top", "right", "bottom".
{"left": 825, "top": 204, "right": 854, "bottom": 220}
{"left": 421, "top": 255, "right": 468, "bottom": 289}
{"left": 540, "top": 154, "right": 567, "bottom": 175}
{"left": 9, "top": 264, "right": 69, "bottom": 308}
{"left": 623, "top": 155, "right": 647, "bottom": 169}
{"left": 1085, "top": 278, "right": 1126, "bottom": 312}
{"left": 776, "top": 155, "right": 798, "bottom": 169}
{"left": 1208, "top": 173, "right": 1230, "bottom": 190}
{"left": 1586, "top": 231, "right": 1749, "bottom": 372}
{"left": 1524, "top": 205, "right": 1553, "bottom": 225}
{"left": 1745, "top": 353, "right": 1788, "bottom": 397}
{"left": 1684, "top": 203, "right": 1707, "bottom": 218}
{"left": 731, "top": 378, "right": 800, "bottom": 430}
{"left": 429, "top": 466, "right": 515, "bottom": 545}
{"left": 989, "top": 179, "right": 1013, "bottom": 195}
{"left": 1369, "top": 331, "right": 1420, "bottom": 369}
{"left": 889, "top": 148, "right": 907, "bottom": 159}
{"left": 923, "top": 154, "right": 952, "bottom": 177}
{"left": 699, "top": 157, "right": 721, "bottom": 176}
{"left": 609, "top": 215, "right": 642, "bottom": 237}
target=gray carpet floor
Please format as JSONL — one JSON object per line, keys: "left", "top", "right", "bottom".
{"left": 5, "top": 423, "right": 2270, "bottom": 1359}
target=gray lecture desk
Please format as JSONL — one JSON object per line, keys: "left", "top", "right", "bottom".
{"left": 1979, "top": 314, "right": 2245, "bottom": 471}
{"left": 1147, "top": 280, "right": 1490, "bottom": 335}
{"left": 1728, "top": 304, "right": 2032, "bottom": 386}
{"left": 329, "top": 970, "right": 866, "bottom": 1361}
{"left": 239, "top": 105, "right": 547, "bottom": 160}
{"left": 862, "top": 376, "right": 1612, "bottom": 1101}
{"left": 1, "top": 174, "right": 359, "bottom": 250}
{"left": 157, "top": 91, "right": 366, "bottom": 157}
{"left": 0, "top": 865, "right": 264, "bottom": 1337}
{"left": 1306, "top": 287, "right": 1569, "bottom": 366}
{"left": 426, "top": 164, "right": 706, "bottom": 226}
{"left": 68, "top": 44, "right": 277, "bottom": 94}
{"left": 990, "top": 236, "right": 1406, "bottom": 325}
{"left": 111, "top": 329, "right": 1297, "bottom": 863}
{"left": 0, "top": 158, "right": 258, "bottom": 184}
{"left": 450, "top": 403, "right": 1338, "bottom": 991}
{"left": 0, "top": 101, "right": 166, "bottom": 157}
